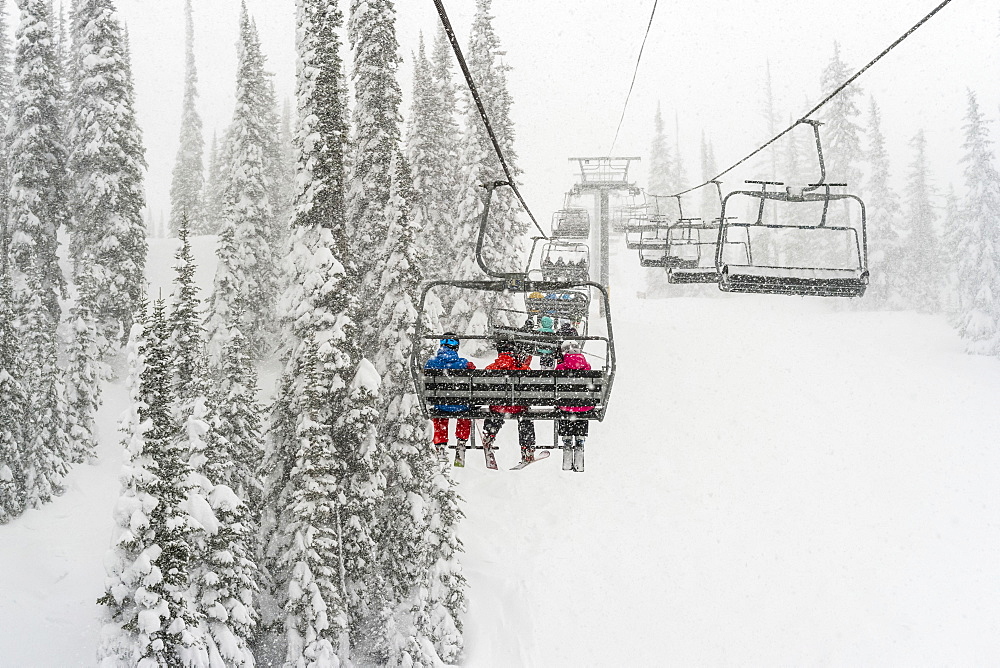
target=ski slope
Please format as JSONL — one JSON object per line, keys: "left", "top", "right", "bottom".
{"left": 3, "top": 236, "right": 1000, "bottom": 665}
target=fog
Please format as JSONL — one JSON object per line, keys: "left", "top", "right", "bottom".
{"left": 105, "top": 0, "right": 998, "bottom": 227}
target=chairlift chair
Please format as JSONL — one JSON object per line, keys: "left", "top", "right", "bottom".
{"left": 551, "top": 208, "right": 591, "bottom": 239}
{"left": 636, "top": 214, "right": 672, "bottom": 267}
{"left": 715, "top": 182, "right": 869, "bottom": 297}
{"left": 539, "top": 240, "right": 590, "bottom": 283}
{"left": 623, "top": 213, "right": 652, "bottom": 250}
{"left": 412, "top": 181, "right": 616, "bottom": 427}
{"left": 664, "top": 219, "right": 726, "bottom": 284}
{"left": 713, "top": 121, "right": 869, "bottom": 297}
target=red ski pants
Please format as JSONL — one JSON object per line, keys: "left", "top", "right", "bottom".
{"left": 432, "top": 418, "right": 471, "bottom": 445}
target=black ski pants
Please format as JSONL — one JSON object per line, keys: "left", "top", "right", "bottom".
{"left": 483, "top": 414, "right": 536, "bottom": 447}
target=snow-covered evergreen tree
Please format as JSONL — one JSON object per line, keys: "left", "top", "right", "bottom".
{"left": 67, "top": 0, "right": 147, "bottom": 347}
{"left": 818, "top": 43, "right": 864, "bottom": 191}
{"left": 98, "top": 300, "right": 208, "bottom": 665}
{"left": 941, "top": 185, "right": 961, "bottom": 314}
{"left": 899, "top": 129, "right": 941, "bottom": 313}
{"left": 648, "top": 102, "right": 673, "bottom": 197}
{"left": 273, "top": 341, "right": 350, "bottom": 666}
{"left": 205, "top": 4, "right": 280, "bottom": 361}
{"left": 672, "top": 112, "right": 688, "bottom": 191}
{"left": 373, "top": 151, "right": 429, "bottom": 662}
{"left": 186, "top": 390, "right": 260, "bottom": 668}
{"left": 169, "top": 0, "right": 205, "bottom": 236}
{"left": 335, "top": 357, "right": 384, "bottom": 658}
{"left": 406, "top": 31, "right": 461, "bottom": 290}
{"left": 347, "top": 0, "right": 404, "bottom": 353}
{"left": 20, "top": 267, "right": 69, "bottom": 508}
{"left": 205, "top": 320, "right": 263, "bottom": 516}
{"left": 168, "top": 214, "right": 205, "bottom": 404}
{"left": 375, "top": 151, "right": 466, "bottom": 666}
{"left": 0, "top": 261, "right": 27, "bottom": 523}
{"left": 863, "top": 96, "right": 903, "bottom": 308}
{"left": 259, "top": 0, "right": 383, "bottom": 662}
{"left": 203, "top": 131, "right": 224, "bottom": 233}
{"left": 7, "top": 0, "right": 69, "bottom": 321}
{"left": 63, "top": 262, "right": 104, "bottom": 464}
{"left": 952, "top": 90, "right": 1000, "bottom": 353}
{"left": 0, "top": 0, "right": 12, "bottom": 229}
{"left": 450, "top": 0, "right": 524, "bottom": 342}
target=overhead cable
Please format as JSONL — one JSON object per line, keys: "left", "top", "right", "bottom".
{"left": 670, "top": 0, "right": 955, "bottom": 198}
{"left": 431, "top": 0, "right": 548, "bottom": 239}
{"left": 609, "top": 0, "right": 659, "bottom": 155}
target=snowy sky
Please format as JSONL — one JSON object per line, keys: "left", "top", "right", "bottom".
{"left": 101, "top": 0, "right": 1000, "bottom": 226}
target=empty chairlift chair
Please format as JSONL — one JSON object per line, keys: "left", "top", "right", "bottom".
{"left": 551, "top": 208, "right": 591, "bottom": 239}
{"left": 665, "top": 219, "right": 727, "bottom": 284}
{"left": 714, "top": 180, "right": 869, "bottom": 297}
{"left": 636, "top": 214, "right": 672, "bottom": 267}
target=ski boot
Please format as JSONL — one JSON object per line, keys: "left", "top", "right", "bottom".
{"left": 561, "top": 437, "right": 574, "bottom": 471}
{"left": 572, "top": 438, "right": 585, "bottom": 472}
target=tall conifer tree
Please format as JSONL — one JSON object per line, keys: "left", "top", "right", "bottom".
{"left": 406, "top": 33, "right": 459, "bottom": 287}
{"left": 7, "top": 0, "right": 69, "bottom": 320}
{"left": 0, "top": 0, "right": 12, "bottom": 231}
{"left": 203, "top": 131, "right": 224, "bottom": 232}
{"left": 819, "top": 43, "right": 864, "bottom": 191}
{"left": 899, "top": 129, "right": 941, "bottom": 313}
{"left": 648, "top": 103, "right": 673, "bottom": 197}
{"left": 952, "top": 90, "right": 1000, "bottom": 353}
{"left": 450, "top": 0, "right": 524, "bottom": 343}
{"left": 168, "top": 214, "right": 205, "bottom": 404}
{"left": 863, "top": 96, "right": 903, "bottom": 308}
{"left": 98, "top": 301, "right": 207, "bottom": 665}
{"left": 0, "top": 261, "right": 26, "bottom": 523}
{"left": 260, "top": 1, "right": 380, "bottom": 662}
{"left": 63, "top": 263, "right": 103, "bottom": 464}
{"left": 375, "top": 152, "right": 466, "bottom": 665}
{"left": 169, "top": 0, "right": 206, "bottom": 236}
{"left": 67, "top": 0, "right": 147, "bottom": 347}
{"left": 205, "top": 4, "right": 280, "bottom": 361}
{"left": 347, "top": 0, "right": 404, "bottom": 352}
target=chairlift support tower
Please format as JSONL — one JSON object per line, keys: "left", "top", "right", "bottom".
{"left": 568, "top": 157, "right": 642, "bottom": 306}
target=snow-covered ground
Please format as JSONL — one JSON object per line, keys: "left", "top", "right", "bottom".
{"left": 4, "top": 236, "right": 1000, "bottom": 665}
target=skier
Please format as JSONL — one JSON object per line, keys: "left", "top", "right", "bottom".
{"left": 556, "top": 339, "right": 591, "bottom": 472}
{"left": 557, "top": 320, "right": 578, "bottom": 338}
{"left": 537, "top": 315, "right": 557, "bottom": 369}
{"left": 481, "top": 339, "right": 537, "bottom": 464}
{"left": 424, "top": 333, "right": 476, "bottom": 457}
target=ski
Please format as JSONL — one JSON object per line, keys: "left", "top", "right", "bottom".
{"left": 454, "top": 443, "right": 466, "bottom": 467}
{"left": 510, "top": 451, "right": 551, "bottom": 470}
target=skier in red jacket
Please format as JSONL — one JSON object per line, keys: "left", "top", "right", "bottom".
{"left": 481, "top": 339, "right": 537, "bottom": 464}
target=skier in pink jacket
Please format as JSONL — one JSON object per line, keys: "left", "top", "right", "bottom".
{"left": 555, "top": 339, "right": 591, "bottom": 472}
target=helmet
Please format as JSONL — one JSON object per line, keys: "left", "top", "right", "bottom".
{"left": 560, "top": 339, "right": 582, "bottom": 353}
{"left": 439, "top": 332, "right": 460, "bottom": 349}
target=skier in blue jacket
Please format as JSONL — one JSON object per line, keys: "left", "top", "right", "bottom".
{"left": 424, "top": 333, "right": 476, "bottom": 454}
